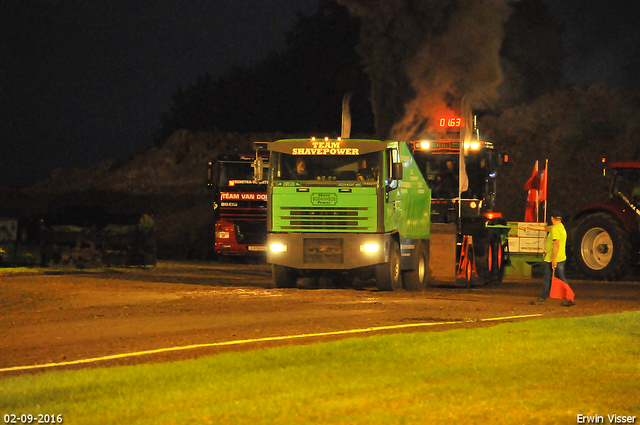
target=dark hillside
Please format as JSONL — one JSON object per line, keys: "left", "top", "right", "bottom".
{"left": 4, "top": 130, "right": 286, "bottom": 259}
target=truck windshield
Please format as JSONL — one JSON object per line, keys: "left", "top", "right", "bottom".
{"left": 419, "top": 149, "right": 497, "bottom": 200}
{"left": 218, "top": 161, "right": 268, "bottom": 187}
{"left": 270, "top": 152, "right": 382, "bottom": 184}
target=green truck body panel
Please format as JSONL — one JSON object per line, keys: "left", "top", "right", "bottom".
{"left": 389, "top": 145, "right": 431, "bottom": 239}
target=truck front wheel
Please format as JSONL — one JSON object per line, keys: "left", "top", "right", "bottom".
{"left": 272, "top": 265, "right": 298, "bottom": 288}
{"left": 375, "top": 241, "right": 403, "bottom": 291}
{"left": 573, "top": 213, "right": 632, "bottom": 280}
{"left": 403, "top": 241, "right": 430, "bottom": 290}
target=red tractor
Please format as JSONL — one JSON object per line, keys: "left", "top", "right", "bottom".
{"left": 571, "top": 161, "right": 640, "bottom": 280}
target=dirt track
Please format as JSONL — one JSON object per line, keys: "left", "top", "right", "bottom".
{"left": 1, "top": 261, "right": 639, "bottom": 376}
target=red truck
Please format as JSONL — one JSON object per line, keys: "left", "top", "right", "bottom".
{"left": 207, "top": 147, "right": 269, "bottom": 256}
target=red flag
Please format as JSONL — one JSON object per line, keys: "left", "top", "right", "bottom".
{"left": 524, "top": 162, "right": 540, "bottom": 190}
{"left": 524, "top": 162, "right": 538, "bottom": 221}
{"left": 550, "top": 276, "right": 574, "bottom": 302}
{"left": 525, "top": 190, "right": 537, "bottom": 221}
{"left": 539, "top": 161, "right": 548, "bottom": 202}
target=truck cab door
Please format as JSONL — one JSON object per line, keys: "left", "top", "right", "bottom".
{"left": 385, "top": 148, "right": 403, "bottom": 231}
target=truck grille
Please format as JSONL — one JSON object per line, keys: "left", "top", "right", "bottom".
{"left": 219, "top": 202, "right": 267, "bottom": 244}
{"left": 219, "top": 201, "right": 267, "bottom": 221}
{"left": 278, "top": 207, "right": 370, "bottom": 231}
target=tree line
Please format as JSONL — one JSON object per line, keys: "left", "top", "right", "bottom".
{"left": 155, "top": 0, "right": 640, "bottom": 221}
{"left": 156, "top": 0, "right": 566, "bottom": 144}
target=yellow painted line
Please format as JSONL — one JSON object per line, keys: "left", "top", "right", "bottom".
{"left": 0, "top": 313, "right": 542, "bottom": 373}
{"left": 480, "top": 314, "right": 542, "bottom": 321}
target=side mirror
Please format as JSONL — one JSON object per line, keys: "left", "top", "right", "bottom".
{"left": 252, "top": 142, "right": 269, "bottom": 183}
{"left": 392, "top": 162, "right": 403, "bottom": 180}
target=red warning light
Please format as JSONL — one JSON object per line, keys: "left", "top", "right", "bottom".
{"left": 439, "top": 117, "right": 462, "bottom": 128}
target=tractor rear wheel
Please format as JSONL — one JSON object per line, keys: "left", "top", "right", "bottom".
{"left": 573, "top": 213, "right": 632, "bottom": 280}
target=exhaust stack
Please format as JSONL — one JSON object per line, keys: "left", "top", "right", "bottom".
{"left": 341, "top": 92, "right": 353, "bottom": 139}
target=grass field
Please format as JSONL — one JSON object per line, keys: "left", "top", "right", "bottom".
{"left": 2, "top": 312, "right": 639, "bottom": 424}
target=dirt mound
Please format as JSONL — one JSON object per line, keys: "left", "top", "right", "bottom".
{"left": 12, "top": 130, "right": 287, "bottom": 259}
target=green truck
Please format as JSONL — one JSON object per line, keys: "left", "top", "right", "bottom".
{"left": 263, "top": 137, "right": 431, "bottom": 290}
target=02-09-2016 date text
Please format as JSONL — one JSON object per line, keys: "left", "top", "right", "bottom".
{"left": 4, "top": 414, "right": 63, "bottom": 424}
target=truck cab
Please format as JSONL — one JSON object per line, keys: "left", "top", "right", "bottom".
{"left": 265, "top": 137, "right": 431, "bottom": 290}
{"left": 410, "top": 137, "right": 509, "bottom": 286}
{"left": 207, "top": 149, "right": 269, "bottom": 256}
{"left": 411, "top": 139, "right": 499, "bottom": 223}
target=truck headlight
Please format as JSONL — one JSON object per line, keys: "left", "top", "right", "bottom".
{"left": 217, "top": 231, "right": 230, "bottom": 239}
{"left": 270, "top": 243, "right": 287, "bottom": 252}
{"left": 360, "top": 243, "right": 379, "bottom": 253}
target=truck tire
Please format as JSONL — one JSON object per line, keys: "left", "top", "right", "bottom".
{"left": 573, "top": 213, "right": 632, "bottom": 280}
{"left": 272, "top": 264, "right": 298, "bottom": 288}
{"left": 403, "top": 241, "right": 430, "bottom": 290}
{"left": 375, "top": 241, "right": 403, "bottom": 291}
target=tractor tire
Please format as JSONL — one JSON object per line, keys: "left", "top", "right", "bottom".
{"left": 403, "top": 241, "right": 430, "bottom": 290}
{"left": 375, "top": 241, "right": 403, "bottom": 291}
{"left": 494, "top": 241, "right": 507, "bottom": 285}
{"left": 478, "top": 236, "right": 506, "bottom": 286}
{"left": 484, "top": 235, "right": 506, "bottom": 285}
{"left": 272, "top": 264, "right": 298, "bottom": 288}
{"left": 572, "top": 213, "right": 632, "bottom": 280}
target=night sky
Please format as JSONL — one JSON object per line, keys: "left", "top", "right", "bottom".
{"left": 1, "top": 0, "right": 638, "bottom": 188}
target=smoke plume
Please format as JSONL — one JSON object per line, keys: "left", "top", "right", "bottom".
{"left": 335, "top": 0, "right": 514, "bottom": 140}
